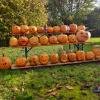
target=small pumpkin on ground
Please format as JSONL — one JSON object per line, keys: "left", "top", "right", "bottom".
{"left": 85, "top": 51, "right": 95, "bottom": 60}
{"left": 37, "top": 26, "right": 44, "bottom": 33}
{"left": 12, "top": 25, "right": 21, "bottom": 34}
{"left": 68, "top": 34, "right": 77, "bottom": 43}
{"left": 60, "top": 25, "right": 68, "bottom": 33}
{"left": 29, "top": 26, "right": 37, "bottom": 34}
{"left": 47, "top": 27, "right": 54, "bottom": 33}
{"left": 20, "top": 25, "right": 29, "bottom": 34}
{"left": 69, "top": 23, "right": 77, "bottom": 33}
{"left": 68, "top": 51, "right": 76, "bottom": 62}
{"left": 53, "top": 26, "right": 60, "bottom": 33}
{"left": 49, "top": 36, "right": 58, "bottom": 44}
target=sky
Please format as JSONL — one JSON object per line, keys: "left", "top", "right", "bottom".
{"left": 96, "top": 0, "right": 100, "bottom": 7}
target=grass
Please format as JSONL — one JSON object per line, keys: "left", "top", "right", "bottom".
{"left": 0, "top": 38, "right": 100, "bottom": 100}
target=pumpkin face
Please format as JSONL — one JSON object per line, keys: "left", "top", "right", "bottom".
{"left": 70, "top": 24, "right": 77, "bottom": 33}
{"left": 68, "top": 35, "right": 77, "bottom": 43}
{"left": 29, "top": 36, "right": 39, "bottom": 46}
{"left": 18, "top": 36, "right": 29, "bottom": 46}
{"left": 39, "top": 53, "right": 49, "bottom": 65}
{"left": 0, "top": 56, "right": 12, "bottom": 69}
{"left": 29, "top": 26, "right": 37, "bottom": 34}
{"left": 16, "top": 57, "right": 27, "bottom": 67}
{"left": 78, "top": 25, "right": 86, "bottom": 31}
{"left": 76, "top": 30, "right": 91, "bottom": 42}
{"left": 37, "top": 27, "right": 44, "bottom": 33}
{"left": 68, "top": 52, "right": 76, "bottom": 62}
{"left": 60, "top": 25, "right": 68, "bottom": 33}
{"left": 76, "top": 51, "right": 85, "bottom": 61}
{"left": 85, "top": 51, "right": 95, "bottom": 60}
{"left": 47, "top": 27, "right": 53, "bottom": 33}
{"left": 39, "top": 35, "right": 48, "bottom": 45}
{"left": 53, "top": 26, "right": 60, "bottom": 33}
{"left": 49, "top": 36, "right": 58, "bottom": 44}
{"left": 20, "top": 25, "right": 29, "bottom": 34}
{"left": 12, "top": 25, "right": 21, "bottom": 34}
{"left": 50, "top": 53, "right": 59, "bottom": 64}
{"left": 9, "top": 37, "right": 18, "bottom": 47}
{"left": 58, "top": 34, "right": 68, "bottom": 43}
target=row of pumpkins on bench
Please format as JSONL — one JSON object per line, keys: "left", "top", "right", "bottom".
{"left": 12, "top": 24, "right": 86, "bottom": 35}
{"left": 0, "top": 48, "right": 100, "bottom": 69}
{"left": 10, "top": 30, "right": 91, "bottom": 47}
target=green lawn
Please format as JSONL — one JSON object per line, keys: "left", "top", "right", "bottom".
{"left": 0, "top": 38, "right": 100, "bottom": 100}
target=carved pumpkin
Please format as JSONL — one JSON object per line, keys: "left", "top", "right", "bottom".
{"left": 29, "top": 26, "right": 37, "bottom": 34}
{"left": 60, "top": 51, "right": 68, "bottom": 63}
{"left": 20, "top": 25, "right": 29, "bottom": 34}
{"left": 68, "top": 35, "right": 77, "bottom": 43}
{"left": 12, "top": 25, "right": 21, "bottom": 34}
{"left": 29, "top": 36, "right": 39, "bottom": 46}
{"left": 78, "top": 25, "right": 86, "bottom": 31}
{"left": 69, "top": 24, "right": 77, "bottom": 33}
{"left": 16, "top": 57, "right": 27, "bottom": 67}
{"left": 85, "top": 51, "right": 95, "bottom": 60}
{"left": 39, "top": 53, "right": 49, "bottom": 65}
{"left": 53, "top": 26, "right": 60, "bottom": 33}
{"left": 50, "top": 53, "right": 59, "bottom": 64}
{"left": 49, "top": 36, "right": 58, "bottom": 44}
{"left": 68, "top": 52, "right": 76, "bottom": 62}
{"left": 9, "top": 36, "right": 18, "bottom": 47}
{"left": 18, "top": 36, "right": 29, "bottom": 46}
{"left": 29, "top": 55, "right": 39, "bottom": 66}
{"left": 57, "top": 34, "right": 68, "bottom": 43}
{"left": 37, "top": 26, "right": 44, "bottom": 33}
{"left": 0, "top": 55, "right": 12, "bottom": 69}
{"left": 60, "top": 25, "right": 68, "bottom": 33}
{"left": 76, "top": 30, "right": 91, "bottom": 42}
{"left": 47, "top": 27, "right": 53, "bottom": 33}
{"left": 39, "top": 35, "right": 48, "bottom": 45}
{"left": 76, "top": 50, "right": 85, "bottom": 61}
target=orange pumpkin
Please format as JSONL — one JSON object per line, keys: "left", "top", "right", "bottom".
{"left": 68, "top": 52, "right": 76, "bottom": 62}
{"left": 57, "top": 34, "right": 68, "bottom": 43}
{"left": 9, "top": 36, "right": 18, "bottom": 47}
{"left": 16, "top": 57, "right": 27, "bottom": 67}
{"left": 29, "top": 36, "right": 39, "bottom": 46}
{"left": 70, "top": 24, "right": 77, "bottom": 33}
{"left": 76, "top": 30, "right": 91, "bottom": 42}
{"left": 68, "top": 35, "right": 77, "bottom": 43}
{"left": 47, "top": 27, "right": 54, "bottom": 33}
{"left": 29, "top": 26, "right": 37, "bottom": 34}
{"left": 0, "top": 55, "right": 12, "bottom": 69}
{"left": 49, "top": 36, "right": 58, "bottom": 44}
{"left": 53, "top": 26, "right": 60, "bottom": 33}
{"left": 50, "top": 53, "right": 59, "bottom": 64}
{"left": 60, "top": 25, "right": 68, "bottom": 33}
{"left": 78, "top": 25, "right": 86, "bottom": 31}
{"left": 76, "top": 50, "right": 85, "bottom": 61}
{"left": 20, "top": 25, "right": 29, "bottom": 34}
{"left": 12, "top": 25, "right": 21, "bottom": 34}
{"left": 85, "top": 51, "right": 95, "bottom": 60}
{"left": 39, "top": 53, "right": 49, "bottom": 65}
{"left": 18, "top": 36, "right": 29, "bottom": 46}
{"left": 37, "top": 26, "right": 44, "bottom": 33}
{"left": 39, "top": 35, "right": 48, "bottom": 45}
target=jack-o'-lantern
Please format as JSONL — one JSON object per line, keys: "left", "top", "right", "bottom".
{"left": 49, "top": 36, "right": 58, "bottom": 44}
{"left": 12, "top": 25, "right": 21, "bottom": 34}
{"left": 76, "top": 50, "right": 85, "bottom": 61}
{"left": 29, "top": 26, "right": 37, "bottom": 34}
{"left": 69, "top": 24, "right": 77, "bottom": 33}
{"left": 53, "top": 26, "right": 60, "bottom": 33}
{"left": 18, "top": 36, "right": 29, "bottom": 46}
{"left": 68, "top": 52, "right": 76, "bottom": 62}
{"left": 0, "top": 55, "right": 12, "bottom": 69}
{"left": 9, "top": 36, "right": 18, "bottom": 47}
{"left": 20, "top": 25, "right": 29, "bottom": 34}
{"left": 76, "top": 30, "right": 91, "bottom": 42}
{"left": 85, "top": 51, "right": 95, "bottom": 60}
{"left": 37, "top": 26, "right": 44, "bottom": 33}
{"left": 58, "top": 34, "right": 68, "bottom": 43}
{"left": 39, "top": 53, "right": 49, "bottom": 65}
{"left": 60, "top": 25, "right": 68, "bottom": 33}
{"left": 39, "top": 35, "right": 48, "bottom": 45}
{"left": 29, "top": 36, "right": 39, "bottom": 46}
{"left": 47, "top": 27, "right": 53, "bottom": 33}
{"left": 68, "top": 35, "right": 77, "bottom": 43}
{"left": 78, "top": 25, "right": 86, "bottom": 31}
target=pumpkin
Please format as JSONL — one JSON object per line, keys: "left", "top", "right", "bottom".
{"left": 37, "top": 26, "right": 44, "bottom": 33}
{"left": 20, "top": 25, "right": 29, "bottom": 34}
{"left": 69, "top": 24, "right": 77, "bottom": 33}
{"left": 68, "top": 52, "right": 76, "bottom": 62}
{"left": 47, "top": 27, "right": 53, "bottom": 33}
{"left": 76, "top": 50, "right": 85, "bottom": 61}
{"left": 85, "top": 51, "right": 95, "bottom": 60}
{"left": 76, "top": 30, "right": 91, "bottom": 42}
{"left": 29, "top": 26, "right": 37, "bottom": 34}
{"left": 9, "top": 36, "right": 18, "bottom": 47}
{"left": 29, "top": 36, "right": 39, "bottom": 46}
{"left": 12, "top": 25, "right": 21, "bottom": 34}
{"left": 68, "top": 34, "right": 77, "bottom": 43}
{"left": 60, "top": 51, "right": 68, "bottom": 63}
{"left": 0, "top": 55, "right": 12, "bottom": 69}
{"left": 53, "top": 26, "right": 60, "bottom": 33}
{"left": 60, "top": 25, "right": 68, "bottom": 33}
{"left": 29, "top": 55, "right": 39, "bottom": 66}
{"left": 39, "top": 35, "right": 48, "bottom": 45}
{"left": 57, "top": 34, "right": 68, "bottom": 43}
{"left": 18, "top": 36, "right": 29, "bottom": 46}
{"left": 16, "top": 57, "right": 27, "bottom": 67}
{"left": 50, "top": 53, "right": 59, "bottom": 64}
{"left": 39, "top": 53, "right": 49, "bottom": 65}
{"left": 49, "top": 36, "right": 58, "bottom": 44}
{"left": 78, "top": 25, "right": 86, "bottom": 31}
